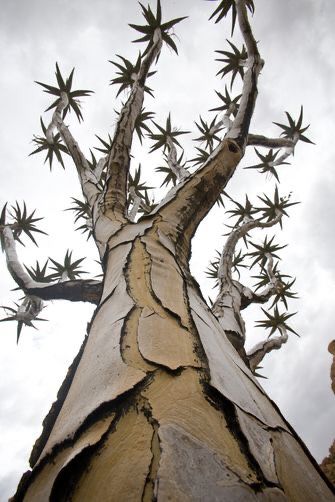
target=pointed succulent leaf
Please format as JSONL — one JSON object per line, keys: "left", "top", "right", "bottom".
{"left": 129, "top": 0, "right": 187, "bottom": 56}
{"left": 194, "top": 115, "right": 222, "bottom": 149}
{"left": 30, "top": 117, "right": 69, "bottom": 170}
{"left": 215, "top": 41, "right": 247, "bottom": 88}
{"left": 208, "top": 0, "right": 254, "bottom": 35}
{"left": 273, "top": 106, "right": 314, "bottom": 144}
{"left": 9, "top": 202, "right": 47, "bottom": 247}
{"left": 49, "top": 250, "right": 87, "bottom": 280}
{"left": 149, "top": 114, "right": 189, "bottom": 152}
{"left": 35, "top": 63, "right": 93, "bottom": 122}
{"left": 210, "top": 86, "right": 241, "bottom": 116}
{"left": 256, "top": 305, "right": 299, "bottom": 337}
{"left": 247, "top": 235, "right": 287, "bottom": 270}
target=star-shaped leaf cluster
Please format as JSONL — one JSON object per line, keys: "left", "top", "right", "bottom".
{"left": 135, "top": 108, "right": 154, "bottom": 144}
{"left": 94, "top": 133, "right": 113, "bottom": 155}
{"left": 155, "top": 152, "right": 187, "bottom": 187}
{"left": 215, "top": 41, "right": 247, "bottom": 88}
{"left": 208, "top": 0, "right": 255, "bottom": 35}
{"left": 0, "top": 299, "right": 47, "bottom": 344}
{"left": 129, "top": 0, "right": 187, "bottom": 55}
{"left": 247, "top": 235, "right": 286, "bottom": 270}
{"left": 65, "top": 198, "right": 93, "bottom": 239}
{"left": 149, "top": 114, "right": 189, "bottom": 152}
{"left": 9, "top": 202, "right": 47, "bottom": 247}
{"left": 128, "top": 164, "right": 154, "bottom": 199}
{"left": 109, "top": 53, "right": 155, "bottom": 97}
{"left": 273, "top": 106, "right": 313, "bottom": 144}
{"left": 137, "top": 190, "right": 158, "bottom": 215}
{"left": 189, "top": 146, "right": 212, "bottom": 166}
{"left": 256, "top": 305, "right": 299, "bottom": 337}
{"left": 24, "top": 260, "right": 55, "bottom": 283}
{"left": 36, "top": 63, "right": 93, "bottom": 122}
{"left": 257, "top": 186, "right": 299, "bottom": 228}
{"left": 30, "top": 117, "right": 69, "bottom": 170}
{"left": 252, "top": 262, "right": 291, "bottom": 292}
{"left": 269, "top": 278, "right": 298, "bottom": 310}
{"left": 226, "top": 194, "right": 258, "bottom": 227}
{"left": 194, "top": 116, "right": 222, "bottom": 149}
{"left": 205, "top": 250, "right": 221, "bottom": 287}
{"left": 49, "top": 250, "right": 87, "bottom": 281}
{"left": 244, "top": 148, "right": 289, "bottom": 182}
{"left": 210, "top": 87, "right": 241, "bottom": 116}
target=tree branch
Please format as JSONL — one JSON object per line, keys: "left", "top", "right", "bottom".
{"left": 2, "top": 226, "right": 101, "bottom": 304}
{"left": 226, "top": 0, "right": 263, "bottom": 149}
{"left": 52, "top": 94, "right": 100, "bottom": 208}
{"left": 247, "top": 134, "right": 295, "bottom": 149}
{"left": 166, "top": 136, "right": 189, "bottom": 182}
{"left": 247, "top": 326, "right": 288, "bottom": 372}
{"left": 102, "top": 29, "right": 163, "bottom": 221}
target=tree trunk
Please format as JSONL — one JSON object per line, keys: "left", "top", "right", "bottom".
{"left": 13, "top": 218, "right": 334, "bottom": 501}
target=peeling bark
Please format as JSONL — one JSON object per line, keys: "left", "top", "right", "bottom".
{"left": 14, "top": 218, "right": 334, "bottom": 501}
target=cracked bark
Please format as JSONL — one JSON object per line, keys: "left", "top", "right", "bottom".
{"left": 13, "top": 217, "right": 334, "bottom": 501}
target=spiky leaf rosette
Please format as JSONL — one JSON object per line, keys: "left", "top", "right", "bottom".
{"left": 252, "top": 262, "right": 291, "bottom": 292}
{"left": 65, "top": 198, "right": 93, "bottom": 239}
{"left": 189, "top": 146, "right": 212, "bottom": 166}
{"left": 94, "top": 133, "right": 113, "bottom": 155}
{"left": 0, "top": 203, "right": 7, "bottom": 251}
{"left": 109, "top": 53, "right": 155, "bottom": 97}
{"left": 9, "top": 202, "right": 47, "bottom": 246}
{"left": 269, "top": 278, "right": 298, "bottom": 310}
{"left": 128, "top": 164, "right": 154, "bottom": 199}
{"left": 30, "top": 117, "right": 69, "bottom": 170}
{"left": 194, "top": 116, "right": 223, "bottom": 149}
{"left": 208, "top": 0, "right": 255, "bottom": 35}
{"left": 244, "top": 148, "right": 290, "bottom": 182}
{"left": 155, "top": 151, "right": 188, "bottom": 187}
{"left": 137, "top": 190, "right": 158, "bottom": 215}
{"left": 24, "top": 260, "right": 55, "bottom": 283}
{"left": 49, "top": 250, "right": 87, "bottom": 281}
{"left": 226, "top": 194, "right": 258, "bottom": 227}
{"left": 0, "top": 300, "right": 47, "bottom": 344}
{"left": 210, "top": 86, "right": 241, "bottom": 116}
{"left": 273, "top": 106, "right": 314, "bottom": 144}
{"left": 256, "top": 305, "right": 299, "bottom": 337}
{"left": 149, "top": 114, "right": 189, "bottom": 153}
{"left": 215, "top": 41, "right": 247, "bottom": 88}
{"left": 206, "top": 250, "right": 221, "bottom": 287}
{"left": 247, "top": 235, "right": 287, "bottom": 270}
{"left": 135, "top": 108, "right": 154, "bottom": 143}
{"left": 256, "top": 186, "right": 299, "bottom": 228}
{"left": 35, "top": 63, "right": 93, "bottom": 122}
{"left": 129, "top": 0, "right": 187, "bottom": 55}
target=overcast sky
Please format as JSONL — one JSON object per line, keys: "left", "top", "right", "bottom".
{"left": 0, "top": 0, "right": 335, "bottom": 498}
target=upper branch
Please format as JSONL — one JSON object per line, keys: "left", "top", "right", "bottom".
{"left": 226, "top": 0, "right": 263, "bottom": 149}
{"left": 247, "top": 134, "right": 295, "bottom": 149}
{"left": 219, "top": 211, "right": 282, "bottom": 283}
{"left": 52, "top": 93, "right": 100, "bottom": 207}
{"left": 103, "top": 29, "right": 163, "bottom": 221}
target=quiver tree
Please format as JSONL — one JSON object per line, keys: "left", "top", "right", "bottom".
{"left": 1, "top": 1, "right": 334, "bottom": 500}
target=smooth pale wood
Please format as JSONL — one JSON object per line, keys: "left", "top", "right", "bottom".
{"left": 108, "top": 220, "right": 152, "bottom": 250}
{"left": 72, "top": 407, "right": 153, "bottom": 502}
{"left": 143, "top": 368, "right": 257, "bottom": 485}
{"left": 37, "top": 298, "right": 146, "bottom": 462}
{"left": 121, "top": 307, "right": 155, "bottom": 372}
{"left": 271, "top": 430, "right": 335, "bottom": 501}
{"left": 236, "top": 408, "right": 279, "bottom": 484}
{"left": 100, "top": 242, "right": 132, "bottom": 303}
{"left": 137, "top": 308, "right": 200, "bottom": 370}
{"left": 142, "top": 234, "right": 190, "bottom": 328}
{"left": 188, "top": 288, "right": 289, "bottom": 430}
{"left": 24, "top": 416, "right": 114, "bottom": 501}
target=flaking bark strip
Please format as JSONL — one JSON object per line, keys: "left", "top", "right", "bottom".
{"left": 120, "top": 306, "right": 156, "bottom": 372}
{"left": 15, "top": 374, "right": 156, "bottom": 501}
{"left": 29, "top": 333, "right": 89, "bottom": 467}
{"left": 49, "top": 414, "right": 121, "bottom": 502}
{"left": 203, "top": 383, "right": 273, "bottom": 491}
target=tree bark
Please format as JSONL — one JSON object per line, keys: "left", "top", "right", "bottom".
{"left": 13, "top": 218, "right": 334, "bottom": 501}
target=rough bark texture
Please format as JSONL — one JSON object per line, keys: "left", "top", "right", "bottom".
{"left": 13, "top": 214, "right": 334, "bottom": 501}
